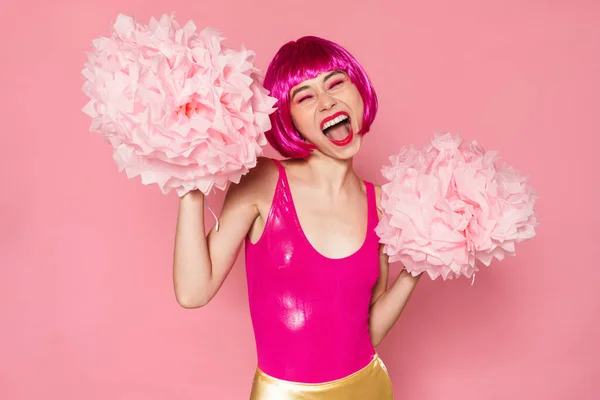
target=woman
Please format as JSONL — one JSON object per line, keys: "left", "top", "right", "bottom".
{"left": 173, "top": 36, "right": 421, "bottom": 399}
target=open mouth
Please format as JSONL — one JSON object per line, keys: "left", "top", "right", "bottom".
{"left": 320, "top": 112, "right": 353, "bottom": 147}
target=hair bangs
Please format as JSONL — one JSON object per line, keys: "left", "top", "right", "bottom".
{"left": 285, "top": 44, "right": 348, "bottom": 90}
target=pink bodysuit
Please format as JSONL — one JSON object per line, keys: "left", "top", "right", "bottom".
{"left": 244, "top": 159, "right": 381, "bottom": 383}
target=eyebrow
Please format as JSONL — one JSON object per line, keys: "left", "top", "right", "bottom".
{"left": 290, "top": 70, "right": 345, "bottom": 101}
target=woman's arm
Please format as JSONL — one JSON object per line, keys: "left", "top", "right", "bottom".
{"left": 367, "top": 184, "right": 422, "bottom": 346}
{"left": 172, "top": 157, "right": 271, "bottom": 308}
{"left": 369, "top": 251, "right": 421, "bottom": 346}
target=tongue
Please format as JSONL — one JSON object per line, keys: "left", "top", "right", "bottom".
{"left": 326, "top": 123, "right": 350, "bottom": 141}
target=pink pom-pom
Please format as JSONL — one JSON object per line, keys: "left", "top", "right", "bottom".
{"left": 81, "top": 13, "right": 277, "bottom": 196}
{"left": 375, "top": 132, "right": 539, "bottom": 280}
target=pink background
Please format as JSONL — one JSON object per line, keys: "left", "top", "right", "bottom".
{"left": 1, "top": 0, "right": 598, "bottom": 399}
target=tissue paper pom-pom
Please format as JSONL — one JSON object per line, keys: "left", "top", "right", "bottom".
{"left": 375, "top": 132, "right": 539, "bottom": 280}
{"left": 81, "top": 13, "right": 277, "bottom": 196}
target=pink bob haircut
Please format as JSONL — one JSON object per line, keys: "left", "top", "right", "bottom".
{"left": 262, "top": 36, "right": 378, "bottom": 159}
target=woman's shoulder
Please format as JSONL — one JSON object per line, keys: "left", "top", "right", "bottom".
{"left": 227, "top": 156, "right": 280, "bottom": 203}
{"left": 372, "top": 182, "right": 383, "bottom": 219}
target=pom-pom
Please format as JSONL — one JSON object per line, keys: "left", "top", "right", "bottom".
{"left": 375, "top": 132, "right": 538, "bottom": 280}
{"left": 81, "top": 13, "right": 277, "bottom": 196}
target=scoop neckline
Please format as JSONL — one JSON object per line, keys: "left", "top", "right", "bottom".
{"left": 278, "top": 162, "right": 372, "bottom": 261}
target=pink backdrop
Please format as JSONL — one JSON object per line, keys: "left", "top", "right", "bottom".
{"left": 1, "top": 0, "right": 598, "bottom": 398}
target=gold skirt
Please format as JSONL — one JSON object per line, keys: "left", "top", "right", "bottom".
{"left": 249, "top": 354, "right": 393, "bottom": 399}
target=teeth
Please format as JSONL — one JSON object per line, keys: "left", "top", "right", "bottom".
{"left": 322, "top": 114, "right": 348, "bottom": 130}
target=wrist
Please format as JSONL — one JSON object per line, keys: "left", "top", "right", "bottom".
{"left": 180, "top": 189, "right": 204, "bottom": 204}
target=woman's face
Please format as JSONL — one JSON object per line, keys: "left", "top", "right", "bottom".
{"left": 289, "top": 70, "right": 364, "bottom": 159}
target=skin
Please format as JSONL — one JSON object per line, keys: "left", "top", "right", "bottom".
{"left": 172, "top": 70, "right": 421, "bottom": 348}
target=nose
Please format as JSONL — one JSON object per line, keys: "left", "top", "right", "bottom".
{"left": 318, "top": 93, "right": 336, "bottom": 111}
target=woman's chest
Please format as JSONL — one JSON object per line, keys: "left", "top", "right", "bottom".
{"left": 291, "top": 190, "right": 369, "bottom": 260}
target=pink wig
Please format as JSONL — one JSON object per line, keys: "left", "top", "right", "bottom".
{"left": 263, "top": 36, "right": 378, "bottom": 159}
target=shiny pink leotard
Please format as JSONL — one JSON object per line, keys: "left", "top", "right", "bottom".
{"left": 244, "top": 159, "right": 381, "bottom": 383}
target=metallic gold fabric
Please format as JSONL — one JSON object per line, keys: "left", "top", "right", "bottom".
{"left": 249, "top": 354, "right": 393, "bottom": 399}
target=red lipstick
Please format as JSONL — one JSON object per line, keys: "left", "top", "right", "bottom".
{"left": 319, "top": 111, "right": 349, "bottom": 131}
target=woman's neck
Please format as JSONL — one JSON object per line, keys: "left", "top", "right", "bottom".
{"left": 301, "top": 152, "right": 361, "bottom": 194}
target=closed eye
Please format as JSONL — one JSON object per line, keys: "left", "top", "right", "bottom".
{"left": 298, "top": 95, "right": 313, "bottom": 103}
{"left": 329, "top": 80, "right": 344, "bottom": 89}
